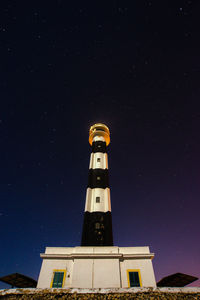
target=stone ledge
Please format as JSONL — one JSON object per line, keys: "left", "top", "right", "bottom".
{"left": 0, "top": 287, "right": 200, "bottom": 295}
{"left": 40, "top": 253, "right": 154, "bottom": 259}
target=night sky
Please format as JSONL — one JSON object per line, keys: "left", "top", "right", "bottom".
{"left": 0, "top": 0, "right": 200, "bottom": 288}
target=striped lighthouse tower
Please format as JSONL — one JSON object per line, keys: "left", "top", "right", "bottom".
{"left": 81, "top": 123, "right": 113, "bottom": 246}
{"left": 37, "top": 122, "right": 157, "bottom": 289}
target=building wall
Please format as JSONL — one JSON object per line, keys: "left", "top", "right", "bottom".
{"left": 120, "top": 258, "right": 156, "bottom": 287}
{"left": 37, "top": 246, "right": 156, "bottom": 289}
{"left": 72, "top": 259, "right": 93, "bottom": 288}
{"left": 93, "top": 258, "right": 120, "bottom": 288}
{"left": 37, "top": 259, "right": 73, "bottom": 288}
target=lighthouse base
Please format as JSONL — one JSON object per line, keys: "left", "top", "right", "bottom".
{"left": 37, "top": 246, "right": 156, "bottom": 289}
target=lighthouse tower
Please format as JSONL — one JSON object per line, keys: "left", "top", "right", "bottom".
{"left": 81, "top": 123, "right": 113, "bottom": 246}
{"left": 37, "top": 123, "right": 156, "bottom": 289}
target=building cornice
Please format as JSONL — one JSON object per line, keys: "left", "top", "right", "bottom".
{"left": 40, "top": 253, "right": 154, "bottom": 260}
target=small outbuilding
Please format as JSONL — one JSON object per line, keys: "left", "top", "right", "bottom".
{"left": 37, "top": 246, "right": 156, "bottom": 288}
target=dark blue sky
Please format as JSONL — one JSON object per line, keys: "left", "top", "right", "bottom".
{"left": 0, "top": 0, "right": 200, "bottom": 288}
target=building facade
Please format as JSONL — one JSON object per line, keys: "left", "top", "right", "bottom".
{"left": 37, "top": 246, "right": 156, "bottom": 288}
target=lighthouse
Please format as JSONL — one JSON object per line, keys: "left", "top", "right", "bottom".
{"left": 81, "top": 123, "right": 113, "bottom": 246}
{"left": 37, "top": 123, "right": 156, "bottom": 289}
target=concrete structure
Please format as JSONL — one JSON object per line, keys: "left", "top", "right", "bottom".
{"left": 37, "top": 123, "right": 156, "bottom": 289}
{"left": 37, "top": 246, "right": 156, "bottom": 288}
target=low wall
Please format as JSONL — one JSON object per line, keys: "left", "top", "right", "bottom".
{"left": 0, "top": 287, "right": 200, "bottom": 299}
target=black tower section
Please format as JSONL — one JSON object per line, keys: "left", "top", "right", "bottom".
{"left": 81, "top": 138, "right": 113, "bottom": 246}
{"left": 81, "top": 211, "right": 113, "bottom": 246}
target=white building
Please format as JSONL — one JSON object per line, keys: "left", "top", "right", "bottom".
{"left": 37, "top": 246, "right": 156, "bottom": 288}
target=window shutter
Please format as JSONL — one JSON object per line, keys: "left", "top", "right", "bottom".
{"left": 52, "top": 272, "right": 64, "bottom": 288}
{"left": 129, "top": 272, "right": 140, "bottom": 287}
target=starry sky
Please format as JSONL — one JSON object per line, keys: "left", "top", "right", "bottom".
{"left": 0, "top": 0, "right": 200, "bottom": 288}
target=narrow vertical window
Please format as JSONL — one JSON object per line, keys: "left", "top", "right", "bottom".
{"left": 97, "top": 158, "right": 101, "bottom": 162}
{"left": 51, "top": 270, "right": 66, "bottom": 288}
{"left": 95, "top": 222, "right": 100, "bottom": 229}
{"left": 96, "top": 196, "right": 100, "bottom": 203}
{"left": 127, "top": 270, "right": 141, "bottom": 287}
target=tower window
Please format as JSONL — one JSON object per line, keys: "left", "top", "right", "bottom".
{"left": 127, "top": 270, "right": 141, "bottom": 287}
{"left": 96, "top": 196, "right": 100, "bottom": 203}
{"left": 97, "top": 158, "right": 101, "bottom": 162}
{"left": 95, "top": 222, "right": 100, "bottom": 229}
{"left": 51, "top": 270, "right": 66, "bottom": 288}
